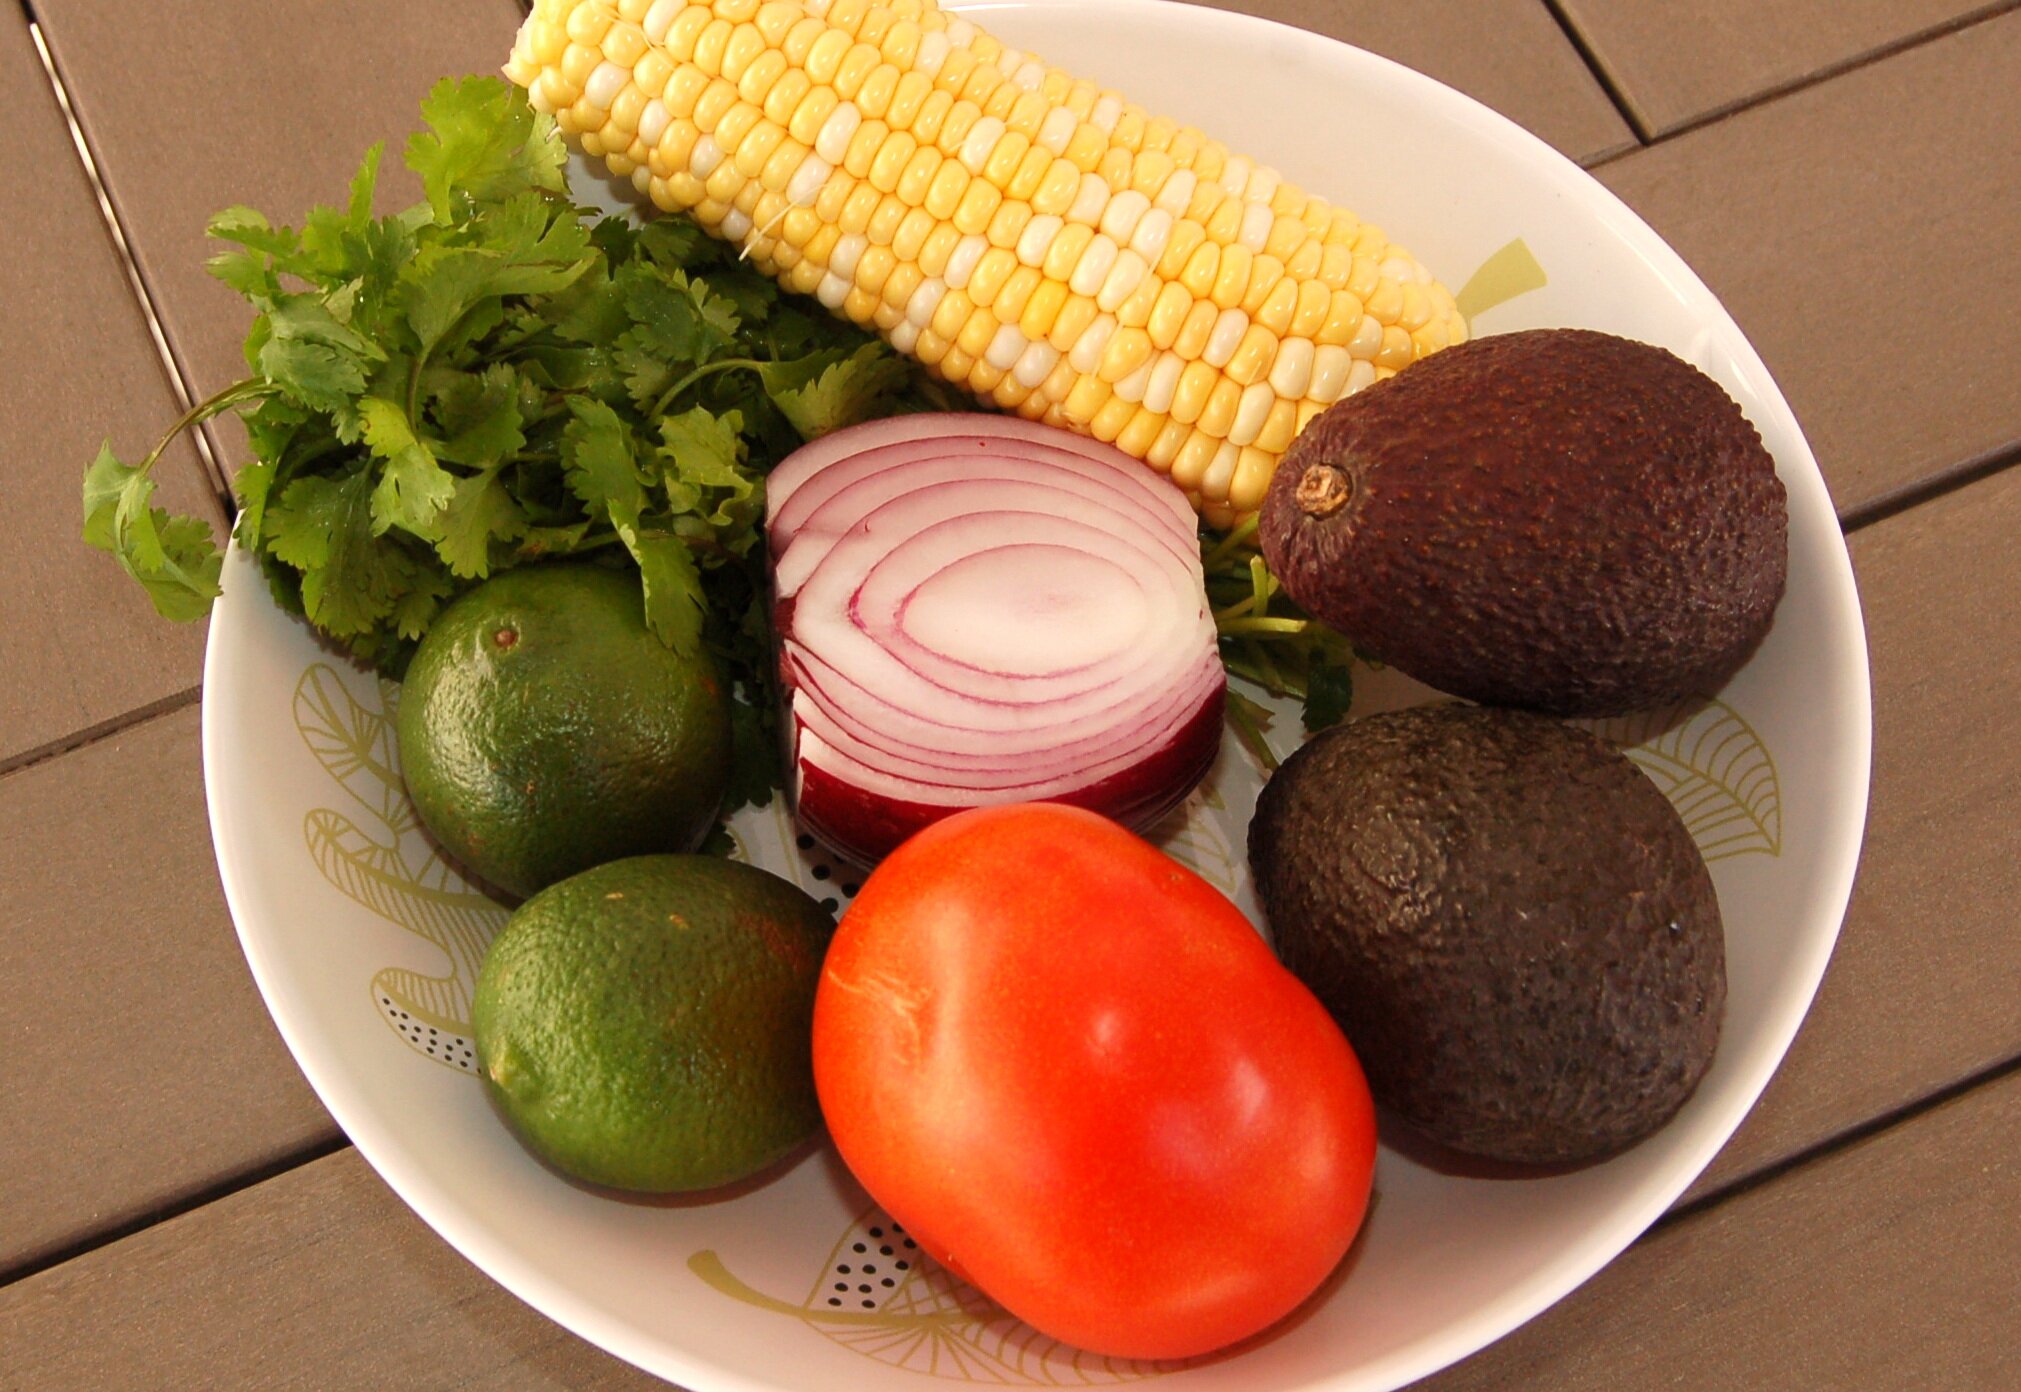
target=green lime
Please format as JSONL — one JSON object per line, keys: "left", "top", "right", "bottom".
{"left": 395, "top": 562, "right": 731, "bottom": 900}
{"left": 473, "top": 855, "right": 833, "bottom": 1192}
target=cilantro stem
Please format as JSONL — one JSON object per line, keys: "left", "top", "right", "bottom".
{"left": 142, "top": 379, "right": 274, "bottom": 475}
{"left": 646, "top": 356, "right": 767, "bottom": 421}
{"left": 1200, "top": 512, "right": 1261, "bottom": 570}
{"left": 1223, "top": 688, "right": 1281, "bottom": 773}
{"left": 1218, "top": 615, "right": 1311, "bottom": 636}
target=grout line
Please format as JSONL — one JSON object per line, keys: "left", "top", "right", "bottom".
{"left": 0, "top": 1134, "right": 352, "bottom": 1291}
{"left": 1539, "top": 0, "right": 1654, "bottom": 145}
{"left": 0, "top": 686, "right": 203, "bottom": 783}
{"left": 1579, "top": 0, "right": 2021, "bottom": 167}
{"left": 1839, "top": 443, "right": 2021, "bottom": 535}
{"left": 1655, "top": 1050, "right": 2021, "bottom": 1231}
{"left": 22, "top": 4, "right": 233, "bottom": 509}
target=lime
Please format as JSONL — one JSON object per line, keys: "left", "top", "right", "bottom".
{"left": 473, "top": 855, "right": 833, "bottom": 1192}
{"left": 395, "top": 562, "right": 731, "bottom": 899}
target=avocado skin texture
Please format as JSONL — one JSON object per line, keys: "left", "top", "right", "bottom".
{"left": 1259, "top": 329, "right": 1788, "bottom": 717}
{"left": 1249, "top": 704, "right": 1725, "bottom": 1165}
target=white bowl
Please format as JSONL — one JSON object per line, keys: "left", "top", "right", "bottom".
{"left": 202, "top": 1, "right": 1871, "bottom": 1387}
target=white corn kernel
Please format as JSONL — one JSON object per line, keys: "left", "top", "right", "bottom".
{"left": 889, "top": 320, "right": 921, "bottom": 354}
{"left": 1098, "top": 189, "right": 1150, "bottom": 244}
{"left": 995, "top": 47, "right": 1026, "bottom": 76}
{"left": 1112, "top": 358, "right": 1152, "bottom": 404}
{"left": 1153, "top": 168, "right": 1195, "bottom": 216}
{"left": 1037, "top": 106, "right": 1078, "bottom": 154}
{"left": 586, "top": 60, "right": 630, "bottom": 110}
{"left": 1345, "top": 358, "right": 1377, "bottom": 396}
{"left": 632, "top": 164, "right": 653, "bottom": 195}
{"left": 1068, "top": 313, "right": 1117, "bottom": 374}
{"left": 786, "top": 153, "right": 832, "bottom": 205}
{"left": 1229, "top": 381, "right": 1274, "bottom": 445}
{"left": 960, "top": 117, "right": 1006, "bottom": 174}
{"left": 803, "top": 0, "right": 833, "bottom": 15}
{"left": 815, "top": 102, "right": 861, "bottom": 165}
{"left": 916, "top": 30, "right": 950, "bottom": 77}
{"left": 1268, "top": 337, "right": 1314, "bottom": 397}
{"left": 1013, "top": 340, "right": 1060, "bottom": 389}
{"left": 642, "top": 0, "right": 681, "bottom": 42}
{"left": 829, "top": 232, "right": 868, "bottom": 280}
{"left": 985, "top": 322, "right": 1028, "bottom": 371}
{"left": 817, "top": 272, "right": 851, "bottom": 308}
{"left": 691, "top": 134, "right": 723, "bottom": 176}
{"left": 1238, "top": 202, "right": 1273, "bottom": 252}
{"left": 1246, "top": 165, "right": 1281, "bottom": 205}
{"left": 1066, "top": 172, "right": 1110, "bottom": 227}
{"left": 1219, "top": 155, "right": 1251, "bottom": 197}
{"left": 1068, "top": 233, "right": 1119, "bottom": 296}
{"left": 944, "top": 233, "right": 989, "bottom": 289}
{"left": 1090, "top": 94, "right": 1123, "bottom": 132}
{"left": 1142, "top": 351, "right": 1183, "bottom": 413}
{"left": 1380, "top": 256, "right": 1417, "bottom": 285}
{"left": 1203, "top": 307, "right": 1248, "bottom": 368}
{"left": 720, "top": 206, "right": 753, "bottom": 241}
{"left": 1013, "top": 60, "right": 1046, "bottom": 91}
{"left": 1126, "top": 207, "right": 1172, "bottom": 264}
{"left": 945, "top": 17, "right": 977, "bottom": 47}
{"left": 906, "top": 275, "right": 947, "bottom": 326}
{"left": 638, "top": 97, "right": 671, "bottom": 147}
{"left": 1095, "top": 248, "right": 1148, "bottom": 313}
{"left": 1309, "top": 343, "right": 1352, "bottom": 401}
{"left": 1016, "top": 214, "right": 1063, "bottom": 267}
{"left": 1203, "top": 441, "right": 1240, "bottom": 498}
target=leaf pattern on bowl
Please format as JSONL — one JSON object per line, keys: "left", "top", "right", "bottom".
{"left": 294, "top": 662, "right": 506, "bottom": 1071}
{"left": 689, "top": 1205, "right": 1185, "bottom": 1383}
{"left": 1585, "top": 695, "right": 1783, "bottom": 861}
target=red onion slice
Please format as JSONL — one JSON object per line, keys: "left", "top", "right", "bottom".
{"left": 768, "top": 416, "right": 1223, "bottom": 865}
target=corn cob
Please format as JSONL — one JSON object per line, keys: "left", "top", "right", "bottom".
{"left": 504, "top": 0, "right": 1466, "bottom": 525}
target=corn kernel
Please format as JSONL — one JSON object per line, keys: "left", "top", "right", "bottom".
{"left": 887, "top": 70, "right": 932, "bottom": 130}
{"left": 1042, "top": 222, "right": 1095, "bottom": 282}
{"left": 1032, "top": 158, "right": 1082, "bottom": 215}
{"left": 986, "top": 199, "right": 1031, "bottom": 249}
{"left": 855, "top": 63, "right": 900, "bottom": 120}
{"left": 928, "top": 287, "right": 973, "bottom": 340}
{"left": 1047, "top": 295, "right": 1100, "bottom": 353}
{"left": 1317, "top": 290, "right": 1363, "bottom": 346}
{"left": 1019, "top": 280, "right": 1069, "bottom": 340}
{"left": 967, "top": 246, "right": 1018, "bottom": 305}
{"left": 786, "top": 86, "right": 836, "bottom": 144}
{"left": 1170, "top": 361, "right": 1218, "bottom": 425}
{"left": 892, "top": 206, "right": 936, "bottom": 262}
{"left": 1196, "top": 378, "right": 1241, "bottom": 437}
{"left": 918, "top": 222, "right": 962, "bottom": 276}
{"left": 1348, "top": 253, "right": 1380, "bottom": 300}
{"left": 1210, "top": 244, "right": 1252, "bottom": 309}
{"left": 837, "top": 182, "right": 881, "bottom": 235}
{"left": 734, "top": 118, "right": 786, "bottom": 177}
{"left": 1089, "top": 393, "right": 1137, "bottom": 443}
{"left": 1169, "top": 427, "right": 1217, "bottom": 488}
{"left": 992, "top": 265, "right": 1042, "bottom": 322}
{"left": 1097, "top": 326, "right": 1153, "bottom": 383}
{"left": 1377, "top": 325, "right": 1415, "bottom": 370}
{"left": 738, "top": 47, "right": 787, "bottom": 104}
{"left": 1158, "top": 220, "right": 1206, "bottom": 282}
{"left": 881, "top": 261, "right": 924, "bottom": 310}
{"left": 1145, "top": 416, "right": 1191, "bottom": 470}
{"left": 1172, "top": 298, "right": 1219, "bottom": 359}
{"left": 1062, "top": 372, "right": 1112, "bottom": 424}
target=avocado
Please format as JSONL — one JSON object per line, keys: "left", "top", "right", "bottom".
{"left": 1258, "top": 329, "right": 1788, "bottom": 717}
{"left": 1248, "top": 703, "right": 1724, "bottom": 1165}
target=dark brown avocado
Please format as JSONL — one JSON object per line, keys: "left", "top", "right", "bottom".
{"left": 1258, "top": 328, "right": 1788, "bottom": 717}
{"left": 1248, "top": 703, "right": 1725, "bottom": 1166}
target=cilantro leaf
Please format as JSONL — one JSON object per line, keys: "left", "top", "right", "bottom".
{"left": 266, "top": 467, "right": 403, "bottom": 636}
{"left": 434, "top": 466, "right": 527, "bottom": 578}
{"left": 358, "top": 397, "right": 456, "bottom": 536}
{"left": 560, "top": 396, "right": 645, "bottom": 522}
{"left": 404, "top": 75, "right": 567, "bottom": 223}
{"left": 760, "top": 343, "right": 911, "bottom": 441}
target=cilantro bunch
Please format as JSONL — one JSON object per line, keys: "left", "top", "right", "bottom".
{"left": 83, "top": 76, "right": 949, "bottom": 808}
{"left": 1204, "top": 518, "right": 1358, "bottom": 767}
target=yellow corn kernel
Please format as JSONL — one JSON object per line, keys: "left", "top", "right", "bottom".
{"left": 1089, "top": 393, "right": 1137, "bottom": 443}
{"left": 986, "top": 199, "right": 1031, "bottom": 250}
{"left": 1170, "top": 361, "right": 1218, "bottom": 425}
{"left": 855, "top": 63, "right": 900, "bottom": 120}
{"left": 784, "top": 254, "right": 824, "bottom": 296}
{"left": 895, "top": 145, "right": 942, "bottom": 204}
{"left": 1239, "top": 255, "right": 1284, "bottom": 318}
{"left": 1115, "top": 405, "right": 1166, "bottom": 459}
{"left": 1031, "top": 158, "right": 1082, "bottom": 216}
{"left": 938, "top": 344, "right": 976, "bottom": 383}
{"left": 1228, "top": 446, "right": 1274, "bottom": 513}
{"left": 1097, "top": 326, "right": 1154, "bottom": 383}
{"left": 756, "top": 0, "right": 800, "bottom": 43}
{"left": 1225, "top": 323, "right": 1278, "bottom": 386}
{"left": 1047, "top": 295, "right": 1100, "bottom": 353}
{"left": 917, "top": 222, "right": 961, "bottom": 277}
{"left": 929, "top": 287, "right": 974, "bottom": 341}
{"left": 868, "top": 129, "right": 917, "bottom": 191}
{"left": 880, "top": 18, "right": 921, "bottom": 68}
{"left": 812, "top": 170, "right": 852, "bottom": 223}
{"left": 956, "top": 305, "right": 1001, "bottom": 359}
{"left": 1378, "top": 325, "right": 1416, "bottom": 370}
{"left": 952, "top": 179, "right": 1002, "bottom": 234}
{"left": 565, "top": 3, "right": 611, "bottom": 46}
{"left": 1042, "top": 223, "right": 1095, "bottom": 283}
{"left": 1255, "top": 398, "right": 1299, "bottom": 455}
{"left": 1113, "top": 270, "right": 1161, "bottom": 329}
{"left": 891, "top": 206, "right": 936, "bottom": 262}
{"left": 1172, "top": 298, "right": 1219, "bottom": 360}
{"left": 715, "top": 0, "right": 760, "bottom": 21}
{"left": 1137, "top": 416, "right": 1182, "bottom": 471}
{"left": 734, "top": 118, "right": 786, "bottom": 177}
{"left": 967, "top": 246, "right": 1018, "bottom": 305}
{"left": 1169, "top": 427, "right": 1217, "bottom": 489}
{"left": 912, "top": 326, "right": 950, "bottom": 367}
{"left": 803, "top": 28, "right": 851, "bottom": 84}
{"left": 1019, "top": 280, "right": 1069, "bottom": 340}
{"left": 838, "top": 182, "right": 882, "bottom": 235}
{"left": 759, "top": 136, "right": 809, "bottom": 192}
{"left": 836, "top": 44, "right": 883, "bottom": 101}
{"left": 1363, "top": 278, "right": 1403, "bottom": 326}
{"left": 922, "top": 158, "right": 969, "bottom": 219}
{"left": 1317, "top": 290, "right": 1363, "bottom": 346}
{"left": 1177, "top": 242, "right": 1219, "bottom": 298}
{"left": 1398, "top": 281, "right": 1432, "bottom": 332}
{"left": 886, "top": 70, "right": 932, "bottom": 131}
{"left": 1144, "top": 283, "right": 1191, "bottom": 349}
{"left": 1348, "top": 253, "right": 1381, "bottom": 300}
{"left": 1196, "top": 378, "right": 1242, "bottom": 438}
{"left": 881, "top": 261, "right": 924, "bottom": 311}
{"left": 737, "top": 46, "right": 787, "bottom": 104}
{"left": 1209, "top": 244, "right": 1252, "bottom": 309}
{"left": 1063, "top": 122, "right": 1108, "bottom": 172}
{"left": 1062, "top": 372, "right": 1112, "bottom": 424}
{"left": 1006, "top": 144, "right": 1053, "bottom": 202}
{"left": 867, "top": 192, "right": 910, "bottom": 243}
{"left": 786, "top": 86, "right": 836, "bottom": 144}
{"left": 991, "top": 264, "right": 1042, "bottom": 323}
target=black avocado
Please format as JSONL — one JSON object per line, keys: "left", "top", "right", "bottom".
{"left": 1248, "top": 703, "right": 1725, "bottom": 1166}
{"left": 1258, "top": 328, "right": 1788, "bottom": 717}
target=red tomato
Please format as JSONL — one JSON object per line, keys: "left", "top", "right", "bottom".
{"left": 811, "top": 803, "right": 1377, "bottom": 1361}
